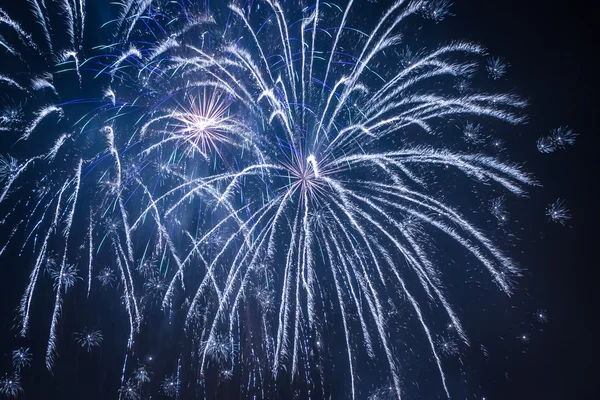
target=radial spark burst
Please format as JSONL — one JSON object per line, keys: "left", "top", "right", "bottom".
{"left": 74, "top": 330, "right": 104, "bottom": 352}
{"left": 0, "top": 375, "right": 22, "bottom": 398}
{"left": 118, "top": 379, "right": 141, "bottom": 400}
{"left": 160, "top": 375, "right": 180, "bottom": 398}
{"left": 11, "top": 347, "right": 32, "bottom": 372}
{"left": 172, "top": 89, "right": 236, "bottom": 156}
{"left": 0, "top": 155, "right": 18, "bottom": 182}
{"left": 133, "top": 366, "right": 152, "bottom": 385}
{"left": 0, "top": 0, "right": 570, "bottom": 398}
{"left": 96, "top": 267, "right": 117, "bottom": 287}
{"left": 486, "top": 56, "right": 508, "bottom": 80}
{"left": 546, "top": 199, "right": 571, "bottom": 225}
{"left": 537, "top": 126, "right": 578, "bottom": 153}
{"left": 49, "top": 263, "right": 80, "bottom": 293}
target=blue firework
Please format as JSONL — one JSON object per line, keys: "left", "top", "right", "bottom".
{"left": 0, "top": 0, "right": 573, "bottom": 399}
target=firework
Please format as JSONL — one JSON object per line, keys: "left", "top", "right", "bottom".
{"left": 546, "top": 199, "right": 571, "bottom": 225}
{"left": 201, "top": 334, "right": 237, "bottom": 366}
{"left": 133, "top": 366, "right": 152, "bottom": 385}
{"left": 160, "top": 375, "right": 180, "bottom": 398}
{"left": 538, "top": 126, "right": 578, "bottom": 153}
{"left": 49, "top": 264, "right": 80, "bottom": 293}
{"left": 0, "top": 0, "right": 573, "bottom": 399}
{"left": 537, "top": 136, "right": 556, "bottom": 153}
{"left": 462, "top": 121, "right": 485, "bottom": 144}
{"left": 486, "top": 56, "right": 508, "bottom": 80}
{"left": 11, "top": 348, "right": 31, "bottom": 372}
{"left": 535, "top": 309, "right": 548, "bottom": 324}
{"left": 0, "top": 375, "right": 22, "bottom": 398}
{"left": 490, "top": 196, "right": 509, "bottom": 224}
{"left": 96, "top": 267, "right": 117, "bottom": 287}
{"left": 0, "top": 155, "right": 18, "bottom": 182}
{"left": 436, "top": 335, "right": 460, "bottom": 357}
{"left": 143, "top": 276, "right": 167, "bottom": 303}
{"left": 118, "top": 379, "right": 140, "bottom": 400}
{"left": 74, "top": 330, "right": 104, "bottom": 352}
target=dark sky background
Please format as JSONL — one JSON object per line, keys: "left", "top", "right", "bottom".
{"left": 0, "top": 0, "right": 598, "bottom": 399}
{"left": 448, "top": 1, "right": 598, "bottom": 399}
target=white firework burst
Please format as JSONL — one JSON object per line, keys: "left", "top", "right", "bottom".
{"left": 74, "top": 329, "right": 103, "bottom": 352}
{"left": 11, "top": 347, "right": 32, "bottom": 372}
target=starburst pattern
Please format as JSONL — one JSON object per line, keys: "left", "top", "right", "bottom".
{"left": 74, "top": 329, "right": 103, "bottom": 352}
{"left": 118, "top": 379, "right": 140, "bottom": 400}
{"left": 491, "top": 196, "right": 509, "bottom": 223}
{"left": 11, "top": 347, "right": 31, "bottom": 372}
{"left": 49, "top": 264, "right": 80, "bottom": 293}
{"left": 486, "top": 56, "right": 508, "bottom": 80}
{"left": 538, "top": 126, "right": 578, "bottom": 153}
{"left": 160, "top": 375, "right": 180, "bottom": 398}
{"left": 96, "top": 267, "right": 117, "bottom": 287}
{"left": 462, "top": 121, "right": 485, "bottom": 144}
{"left": 436, "top": 335, "right": 460, "bottom": 357}
{"left": 546, "top": 199, "right": 571, "bottom": 225}
{"left": 133, "top": 366, "right": 152, "bottom": 385}
{"left": 0, "top": 375, "right": 22, "bottom": 398}
{"left": 0, "top": 155, "right": 18, "bottom": 182}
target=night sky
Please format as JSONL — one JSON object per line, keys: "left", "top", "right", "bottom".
{"left": 0, "top": 0, "right": 598, "bottom": 399}
{"left": 450, "top": 1, "right": 597, "bottom": 399}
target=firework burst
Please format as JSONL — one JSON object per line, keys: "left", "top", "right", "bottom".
{"left": 74, "top": 329, "right": 104, "bottom": 352}
{"left": 0, "top": 0, "right": 573, "bottom": 399}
